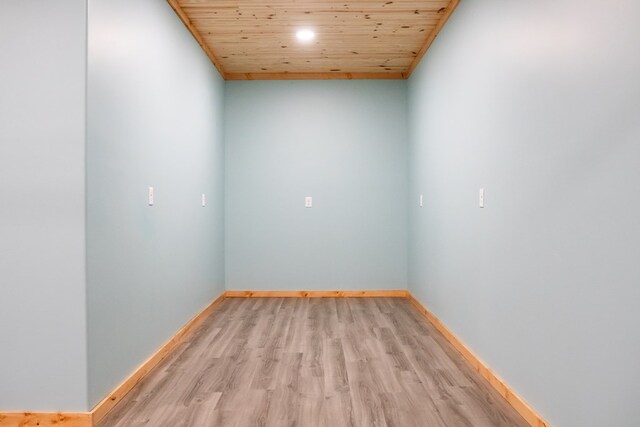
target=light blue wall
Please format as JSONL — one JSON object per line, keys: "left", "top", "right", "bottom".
{"left": 408, "top": 1, "right": 640, "bottom": 426}
{"left": 0, "top": 0, "right": 88, "bottom": 412}
{"left": 86, "top": 0, "right": 225, "bottom": 407}
{"left": 4, "top": 0, "right": 637, "bottom": 419}
{"left": 225, "top": 81, "right": 408, "bottom": 291}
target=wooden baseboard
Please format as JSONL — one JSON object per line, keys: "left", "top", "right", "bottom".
{"left": 1, "top": 293, "right": 226, "bottom": 427}
{"left": 224, "top": 290, "right": 408, "bottom": 298}
{"left": 3, "top": 291, "right": 548, "bottom": 427}
{"left": 5, "top": 290, "right": 407, "bottom": 426}
{"left": 0, "top": 413, "right": 91, "bottom": 427}
{"left": 407, "top": 292, "right": 550, "bottom": 427}
{"left": 90, "top": 292, "right": 226, "bottom": 424}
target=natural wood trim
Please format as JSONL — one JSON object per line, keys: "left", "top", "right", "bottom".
{"left": 405, "top": 0, "right": 460, "bottom": 78}
{"left": 90, "top": 292, "right": 226, "bottom": 424}
{"left": 225, "top": 72, "right": 405, "bottom": 81}
{"left": 225, "top": 290, "right": 409, "bottom": 298}
{"left": 407, "top": 292, "right": 551, "bottom": 427}
{"left": 166, "top": 0, "right": 226, "bottom": 79}
{"left": 3, "top": 290, "right": 549, "bottom": 426}
{"left": 1, "top": 293, "right": 226, "bottom": 427}
{"left": 0, "top": 413, "right": 91, "bottom": 427}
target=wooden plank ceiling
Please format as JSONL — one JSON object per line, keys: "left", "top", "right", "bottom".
{"left": 167, "top": 0, "right": 459, "bottom": 80}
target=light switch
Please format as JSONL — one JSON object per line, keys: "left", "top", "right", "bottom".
{"left": 148, "top": 187, "right": 154, "bottom": 206}
{"left": 201, "top": 193, "right": 206, "bottom": 207}
{"left": 479, "top": 188, "right": 485, "bottom": 208}
{"left": 419, "top": 194, "right": 424, "bottom": 207}
{"left": 305, "top": 196, "right": 313, "bottom": 208}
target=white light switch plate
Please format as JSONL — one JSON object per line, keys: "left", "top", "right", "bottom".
{"left": 479, "top": 188, "right": 485, "bottom": 208}
{"left": 201, "top": 193, "right": 206, "bottom": 207}
{"left": 305, "top": 196, "right": 313, "bottom": 208}
{"left": 419, "top": 194, "right": 424, "bottom": 207}
{"left": 148, "top": 187, "right": 154, "bottom": 206}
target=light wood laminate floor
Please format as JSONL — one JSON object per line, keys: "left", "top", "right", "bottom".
{"left": 98, "top": 297, "right": 528, "bottom": 427}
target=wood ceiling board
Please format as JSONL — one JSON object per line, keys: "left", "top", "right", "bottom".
{"left": 170, "top": 0, "right": 459, "bottom": 80}
{"left": 406, "top": 0, "right": 459, "bottom": 76}
{"left": 167, "top": 0, "right": 226, "bottom": 78}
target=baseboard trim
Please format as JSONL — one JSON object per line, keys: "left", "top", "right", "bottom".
{"left": 0, "top": 413, "right": 91, "bottom": 427}
{"left": 225, "top": 290, "right": 408, "bottom": 298}
{"left": 90, "top": 291, "right": 226, "bottom": 425}
{"left": 2, "top": 291, "right": 549, "bottom": 427}
{"left": 1, "top": 293, "right": 225, "bottom": 427}
{"left": 407, "top": 292, "right": 550, "bottom": 427}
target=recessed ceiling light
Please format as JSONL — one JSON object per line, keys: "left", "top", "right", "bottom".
{"left": 296, "top": 29, "right": 315, "bottom": 42}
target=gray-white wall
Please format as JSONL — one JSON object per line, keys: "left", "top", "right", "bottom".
{"left": 0, "top": 0, "right": 89, "bottom": 411}
{"left": 86, "top": 0, "right": 226, "bottom": 407}
{"left": 408, "top": 1, "right": 640, "bottom": 426}
{"left": 225, "top": 81, "right": 408, "bottom": 291}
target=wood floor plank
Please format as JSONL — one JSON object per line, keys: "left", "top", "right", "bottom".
{"left": 323, "top": 391, "right": 357, "bottom": 427}
{"left": 97, "top": 298, "right": 528, "bottom": 427}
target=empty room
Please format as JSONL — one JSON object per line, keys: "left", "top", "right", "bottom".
{"left": 1, "top": 0, "right": 639, "bottom": 426}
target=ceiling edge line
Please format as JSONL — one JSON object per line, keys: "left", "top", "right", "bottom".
{"left": 224, "top": 72, "right": 406, "bottom": 81}
{"left": 405, "top": 0, "right": 460, "bottom": 78}
{"left": 167, "top": 0, "right": 227, "bottom": 79}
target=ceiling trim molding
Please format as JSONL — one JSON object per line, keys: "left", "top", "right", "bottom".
{"left": 225, "top": 72, "right": 406, "bottom": 81}
{"left": 406, "top": 0, "right": 460, "bottom": 78}
{"left": 167, "top": 0, "right": 226, "bottom": 79}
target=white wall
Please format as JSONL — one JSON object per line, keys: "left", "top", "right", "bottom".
{"left": 0, "top": 0, "right": 89, "bottom": 411}
{"left": 86, "top": 0, "right": 226, "bottom": 407}
{"left": 408, "top": 1, "right": 640, "bottom": 426}
{"left": 225, "top": 81, "right": 408, "bottom": 291}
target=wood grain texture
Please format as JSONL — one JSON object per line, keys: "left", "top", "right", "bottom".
{"left": 91, "top": 293, "right": 226, "bottom": 425}
{"left": 407, "top": 293, "right": 551, "bottom": 427}
{"left": 0, "top": 413, "right": 91, "bottom": 427}
{"left": 225, "top": 72, "right": 405, "bottom": 80}
{"left": 167, "top": 0, "right": 226, "bottom": 78}
{"left": 97, "top": 297, "right": 529, "bottom": 427}
{"left": 405, "top": 0, "right": 459, "bottom": 77}
{"left": 225, "top": 290, "right": 409, "bottom": 298}
{"left": 168, "top": 0, "right": 459, "bottom": 79}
